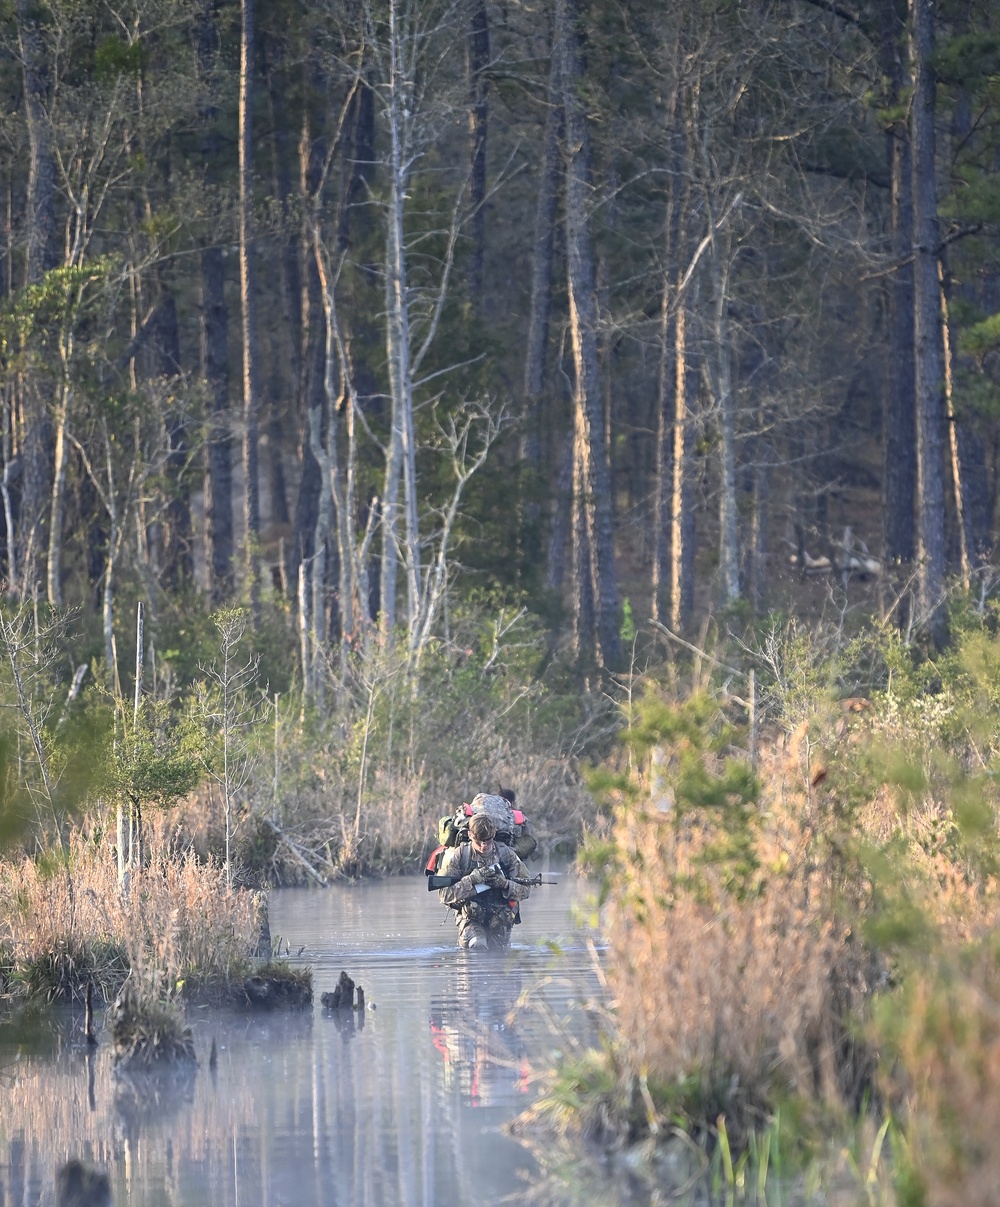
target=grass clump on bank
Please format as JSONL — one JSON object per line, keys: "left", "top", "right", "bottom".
{"left": 0, "top": 827, "right": 266, "bottom": 1007}
{"left": 110, "top": 977, "right": 196, "bottom": 1069}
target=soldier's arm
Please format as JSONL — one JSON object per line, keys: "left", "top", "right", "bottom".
{"left": 499, "top": 846, "right": 532, "bottom": 901}
{"left": 437, "top": 848, "right": 482, "bottom": 905}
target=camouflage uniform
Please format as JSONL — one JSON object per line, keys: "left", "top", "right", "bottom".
{"left": 437, "top": 840, "right": 532, "bottom": 950}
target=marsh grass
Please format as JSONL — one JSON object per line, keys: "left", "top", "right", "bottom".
{"left": 0, "top": 828, "right": 263, "bottom": 1004}
{"left": 533, "top": 616, "right": 1000, "bottom": 1201}
{"left": 589, "top": 806, "right": 873, "bottom": 1157}
{"left": 873, "top": 932, "right": 1000, "bottom": 1207}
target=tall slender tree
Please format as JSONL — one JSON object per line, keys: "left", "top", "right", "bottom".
{"left": 557, "top": 0, "right": 619, "bottom": 667}
{"left": 239, "top": 0, "right": 261, "bottom": 604}
{"left": 910, "top": 0, "right": 948, "bottom": 637}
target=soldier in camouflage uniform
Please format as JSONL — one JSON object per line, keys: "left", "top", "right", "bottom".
{"left": 437, "top": 813, "right": 532, "bottom": 950}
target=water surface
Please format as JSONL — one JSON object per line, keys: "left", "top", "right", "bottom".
{"left": 1, "top": 868, "right": 629, "bottom": 1206}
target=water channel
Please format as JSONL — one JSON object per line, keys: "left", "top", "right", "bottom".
{"left": 1, "top": 869, "right": 648, "bottom": 1207}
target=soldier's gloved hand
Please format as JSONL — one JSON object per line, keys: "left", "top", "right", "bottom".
{"left": 484, "top": 865, "right": 507, "bottom": 889}
{"left": 468, "top": 865, "right": 489, "bottom": 886}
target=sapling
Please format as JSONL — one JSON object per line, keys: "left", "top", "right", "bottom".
{"left": 197, "top": 609, "right": 266, "bottom": 886}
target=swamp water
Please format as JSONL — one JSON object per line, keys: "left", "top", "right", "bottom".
{"left": 1, "top": 871, "right": 659, "bottom": 1207}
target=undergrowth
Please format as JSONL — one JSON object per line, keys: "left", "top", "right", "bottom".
{"left": 525, "top": 596, "right": 1000, "bottom": 1204}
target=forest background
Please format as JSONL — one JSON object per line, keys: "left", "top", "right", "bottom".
{"left": 3, "top": 0, "right": 1000, "bottom": 1197}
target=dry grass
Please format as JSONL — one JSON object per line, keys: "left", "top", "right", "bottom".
{"left": 0, "top": 825, "right": 263, "bottom": 1002}
{"left": 159, "top": 740, "right": 591, "bottom": 884}
{"left": 884, "top": 942, "right": 1000, "bottom": 1207}
{"left": 603, "top": 800, "right": 868, "bottom": 1150}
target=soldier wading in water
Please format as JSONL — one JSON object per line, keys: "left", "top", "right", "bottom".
{"left": 437, "top": 813, "right": 532, "bottom": 950}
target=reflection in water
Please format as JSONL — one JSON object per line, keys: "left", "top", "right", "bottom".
{"left": 0, "top": 871, "right": 623, "bottom": 1207}
{"left": 429, "top": 962, "right": 530, "bottom": 1109}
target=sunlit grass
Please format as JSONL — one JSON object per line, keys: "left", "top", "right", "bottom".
{"left": 0, "top": 827, "right": 263, "bottom": 1004}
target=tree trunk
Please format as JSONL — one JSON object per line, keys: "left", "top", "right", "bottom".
{"left": 239, "top": 0, "right": 261, "bottom": 604}
{"left": 939, "top": 261, "right": 969, "bottom": 585}
{"left": 652, "top": 72, "right": 684, "bottom": 627}
{"left": 941, "top": 86, "right": 991, "bottom": 570}
{"left": 202, "top": 245, "right": 234, "bottom": 603}
{"left": 158, "top": 271, "right": 194, "bottom": 586}
{"left": 909, "top": 0, "right": 947, "bottom": 638}
{"left": 262, "top": 30, "right": 297, "bottom": 540}
{"left": 880, "top": 0, "right": 917, "bottom": 566}
{"left": 198, "top": 0, "right": 234, "bottom": 603}
{"left": 570, "top": 418, "right": 596, "bottom": 660}
{"left": 671, "top": 299, "right": 699, "bottom": 631}
{"left": 557, "top": 0, "right": 619, "bottom": 667}
{"left": 466, "top": 0, "right": 490, "bottom": 310}
{"left": 521, "top": 20, "right": 562, "bottom": 576}
{"left": 293, "top": 67, "right": 325, "bottom": 576}
{"left": 15, "top": 0, "right": 58, "bottom": 600}
{"left": 15, "top": 0, "right": 57, "bottom": 285}
{"left": 45, "top": 371, "right": 70, "bottom": 608}
{"left": 710, "top": 234, "right": 740, "bottom": 605}
{"left": 380, "top": 0, "right": 421, "bottom": 638}
{"left": 545, "top": 433, "right": 573, "bottom": 593}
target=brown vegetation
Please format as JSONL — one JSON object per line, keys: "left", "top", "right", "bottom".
{"left": 0, "top": 824, "right": 263, "bottom": 1002}
{"left": 523, "top": 615, "right": 1000, "bottom": 1200}
{"left": 169, "top": 740, "right": 591, "bottom": 885}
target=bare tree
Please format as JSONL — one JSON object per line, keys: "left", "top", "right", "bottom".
{"left": 239, "top": 0, "right": 261, "bottom": 604}
{"left": 198, "top": 0, "right": 235, "bottom": 604}
{"left": 910, "top": 0, "right": 947, "bottom": 638}
{"left": 556, "top": 0, "right": 619, "bottom": 667}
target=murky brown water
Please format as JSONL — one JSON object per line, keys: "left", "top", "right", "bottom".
{"left": 0, "top": 867, "right": 639, "bottom": 1207}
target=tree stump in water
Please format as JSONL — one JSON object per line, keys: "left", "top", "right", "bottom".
{"left": 57, "top": 1159, "right": 112, "bottom": 1207}
{"left": 241, "top": 963, "right": 313, "bottom": 1010}
{"left": 320, "top": 970, "right": 364, "bottom": 1010}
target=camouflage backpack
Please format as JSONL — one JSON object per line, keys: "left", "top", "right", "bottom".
{"left": 424, "top": 791, "right": 538, "bottom": 881}
{"left": 438, "top": 792, "right": 537, "bottom": 859}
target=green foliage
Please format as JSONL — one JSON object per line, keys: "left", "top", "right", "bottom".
{"left": 934, "top": 31, "right": 1000, "bottom": 86}
{"left": 589, "top": 690, "right": 761, "bottom": 899}
{"left": 99, "top": 694, "right": 203, "bottom": 813}
{"left": 93, "top": 35, "right": 146, "bottom": 82}
{"left": 0, "top": 259, "right": 118, "bottom": 353}
{"left": 959, "top": 310, "right": 1000, "bottom": 358}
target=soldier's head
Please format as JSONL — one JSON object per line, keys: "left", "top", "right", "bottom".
{"left": 468, "top": 813, "right": 496, "bottom": 854}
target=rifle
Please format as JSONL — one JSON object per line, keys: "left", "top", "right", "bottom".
{"left": 426, "top": 870, "right": 558, "bottom": 891}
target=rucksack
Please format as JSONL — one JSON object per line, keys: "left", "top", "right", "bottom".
{"left": 424, "top": 792, "right": 538, "bottom": 880}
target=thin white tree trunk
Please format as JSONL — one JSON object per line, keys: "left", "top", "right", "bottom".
{"left": 46, "top": 384, "right": 68, "bottom": 608}
{"left": 939, "top": 262, "right": 969, "bottom": 587}
{"left": 380, "top": 9, "right": 421, "bottom": 639}
{"left": 671, "top": 299, "right": 698, "bottom": 630}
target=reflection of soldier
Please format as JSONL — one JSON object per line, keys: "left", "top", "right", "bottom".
{"left": 429, "top": 965, "right": 531, "bottom": 1107}
{"left": 437, "top": 814, "right": 531, "bottom": 950}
